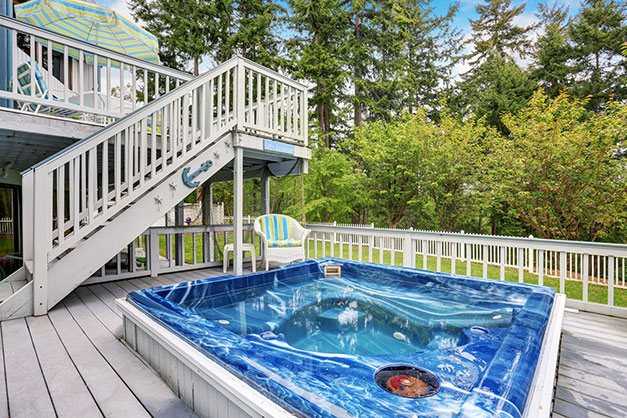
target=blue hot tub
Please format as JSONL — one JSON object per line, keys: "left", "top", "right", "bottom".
{"left": 127, "top": 258, "right": 556, "bottom": 417}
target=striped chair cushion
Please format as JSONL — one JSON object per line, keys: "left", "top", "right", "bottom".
{"left": 259, "top": 215, "right": 292, "bottom": 241}
{"left": 16, "top": 61, "right": 80, "bottom": 118}
{"left": 267, "top": 239, "right": 302, "bottom": 248}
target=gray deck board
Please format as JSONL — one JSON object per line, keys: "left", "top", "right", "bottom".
{"left": 554, "top": 311, "right": 627, "bottom": 418}
{"left": 0, "top": 326, "right": 7, "bottom": 418}
{"left": 86, "top": 284, "right": 122, "bottom": 318}
{"left": 0, "top": 267, "right": 625, "bottom": 418}
{"left": 62, "top": 293, "right": 196, "bottom": 418}
{"left": 1, "top": 318, "right": 56, "bottom": 418}
{"left": 48, "top": 303, "right": 151, "bottom": 418}
{"left": 25, "top": 315, "right": 102, "bottom": 418}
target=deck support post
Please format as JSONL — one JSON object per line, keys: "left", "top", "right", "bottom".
{"left": 174, "top": 202, "right": 184, "bottom": 266}
{"left": 260, "top": 168, "right": 270, "bottom": 215}
{"left": 233, "top": 138, "right": 244, "bottom": 276}
{"left": 32, "top": 168, "right": 50, "bottom": 315}
{"left": 149, "top": 228, "right": 159, "bottom": 277}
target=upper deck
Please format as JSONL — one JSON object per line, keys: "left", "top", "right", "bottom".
{"left": 0, "top": 15, "right": 310, "bottom": 183}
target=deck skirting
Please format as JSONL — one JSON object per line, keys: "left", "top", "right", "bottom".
{"left": 118, "top": 299, "right": 292, "bottom": 418}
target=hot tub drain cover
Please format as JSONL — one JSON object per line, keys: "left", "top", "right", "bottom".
{"left": 375, "top": 365, "right": 440, "bottom": 398}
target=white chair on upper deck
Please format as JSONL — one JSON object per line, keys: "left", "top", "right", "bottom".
{"left": 254, "top": 214, "right": 311, "bottom": 270}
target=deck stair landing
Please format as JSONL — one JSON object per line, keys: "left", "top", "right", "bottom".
{"left": 0, "top": 56, "right": 308, "bottom": 320}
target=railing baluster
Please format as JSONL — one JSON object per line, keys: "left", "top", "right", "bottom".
{"left": 119, "top": 62, "right": 124, "bottom": 113}
{"left": 247, "top": 68, "right": 253, "bottom": 123}
{"left": 499, "top": 246, "right": 505, "bottom": 280}
{"left": 225, "top": 67, "right": 230, "bottom": 122}
{"left": 481, "top": 245, "right": 489, "bottom": 279}
{"left": 518, "top": 247, "right": 524, "bottom": 282}
{"left": 208, "top": 78, "right": 214, "bottom": 135}
{"left": 79, "top": 50, "right": 84, "bottom": 106}
{"left": 218, "top": 73, "right": 223, "bottom": 127}
{"left": 93, "top": 53, "right": 99, "bottom": 111}
{"left": 101, "top": 139, "right": 108, "bottom": 216}
{"left": 131, "top": 65, "right": 137, "bottom": 110}
{"left": 583, "top": 253, "right": 589, "bottom": 303}
{"left": 56, "top": 165, "right": 65, "bottom": 246}
{"left": 88, "top": 147, "right": 96, "bottom": 224}
{"left": 140, "top": 119, "right": 147, "bottom": 186}
{"left": 106, "top": 58, "right": 111, "bottom": 112}
{"left": 71, "top": 158, "right": 78, "bottom": 234}
{"left": 11, "top": 29, "right": 17, "bottom": 94}
{"left": 29, "top": 35, "right": 35, "bottom": 98}
{"left": 609, "top": 255, "right": 615, "bottom": 306}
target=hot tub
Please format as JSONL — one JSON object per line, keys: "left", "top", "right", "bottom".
{"left": 117, "top": 258, "right": 565, "bottom": 418}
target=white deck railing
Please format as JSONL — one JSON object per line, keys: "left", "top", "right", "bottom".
{"left": 306, "top": 224, "right": 627, "bottom": 317}
{"left": 86, "top": 224, "right": 260, "bottom": 283}
{"left": 85, "top": 222, "right": 627, "bottom": 317}
{"left": 23, "top": 57, "right": 241, "bottom": 268}
{"left": 21, "top": 55, "right": 307, "bottom": 292}
{"left": 0, "top": 15, "right": 192, "bottom": 122}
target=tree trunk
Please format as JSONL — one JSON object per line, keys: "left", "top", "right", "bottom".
{"left": 193, "top": 55, "right": 199, "bottom": 76}
{"left": 353, "top": 10, "right": 363, "bottom": 129}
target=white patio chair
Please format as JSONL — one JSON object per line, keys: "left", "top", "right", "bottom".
{"left": 254, "top": 214, "right": 311, "bottom": 270}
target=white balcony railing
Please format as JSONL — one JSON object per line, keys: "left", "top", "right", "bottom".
{"left": 0, "top": 15, "right": 192, "bottom": 123}
{"left": 306, "top": 224, "right": 627, "bottom": 317}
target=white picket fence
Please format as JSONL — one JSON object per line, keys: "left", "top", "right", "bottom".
{"left": 307, "top": 224, "right": 627, "bottom": 317}
{"left": 0, "top": 218, "right": 12, "bottom": 235}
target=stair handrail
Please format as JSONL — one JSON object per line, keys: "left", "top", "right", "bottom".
{"left": 23, "top": 57, "right": 241, "bottom": 268}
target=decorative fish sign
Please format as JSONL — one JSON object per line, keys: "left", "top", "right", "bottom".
{"left": 182, "top": 160, "right": 213, "bottom": 188}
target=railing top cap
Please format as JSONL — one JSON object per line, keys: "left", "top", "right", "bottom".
{"left": 307, "top": 223, "right": 627, "bottom": 251}
{"left": 236, "top": 55, "right": 308, "bottom": 90}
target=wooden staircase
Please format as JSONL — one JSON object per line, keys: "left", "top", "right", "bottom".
{"left": 0, "top": 56, "right": 309, "bottom": 319}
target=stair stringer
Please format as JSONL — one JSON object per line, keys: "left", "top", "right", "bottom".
{"left": 46, "top": 133, "right": 236, "bottom": 310}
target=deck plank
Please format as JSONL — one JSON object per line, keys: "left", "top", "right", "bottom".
{"left": 26, "top": 315, "right": 102, "bottom": 418}
{"left": 116, "top": 279, "right": 142, "bottom": 293}
{"left": 102, "top": 281, "right": 131, "bottom": 299}
{"left": 561, "top": 333, "right": 627, "bottom": 360}
{"left": 554, "top": 386, "right": 627, "bottom": 417}
{"left": 74, "top": 286, "right": 123, "bottom": 337}
{"left": 48, "top": 304, "right": 151, "bottom": 418}
{"left": 86, "top": 284, "right": 122, "bottom": 317}
{"left": 62, "top": 293, "right": 196, "bottom": 418}
{"left": 0, "top": 320, "right": 9, "bottom": 418}
{"left": 553, "top": 398, "right": 607, "bottom": 418}
{"left": 1, "top": 318, "right": 56, "bottom": 418}
{"left": 558, "top": 364, "right": 627, "bottom": 396}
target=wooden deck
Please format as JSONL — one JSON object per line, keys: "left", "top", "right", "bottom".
{"left": 0, "top": 268, "right": 624, "bottom": 418}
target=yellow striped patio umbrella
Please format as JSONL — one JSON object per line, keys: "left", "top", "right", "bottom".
{"left": 14, "top": 0, "right": 159, "bottom": 64}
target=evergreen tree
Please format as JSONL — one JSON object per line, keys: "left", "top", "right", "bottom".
{"left": 466, "top": 0, "right": 537, "bottom": 67}
{"left": 457, "top": 52, "right": 536, "bottom": 131}
{"left": 130, "top": 0, "right": 224, "bottom": 74}
{"left": 217, "top": 0, "right": 284, "bottom": 70}
{"left": 532, "top": 1, "right": 572, "bottom": 97}
{"left": 568, "top": 0, "right": 627, "bottom": 111}
{"left": 453, "top": 0, "right": 537, "bottom": 130}
{"left": 286, "top": 0, "right": 350, "bottom": 147}
{"left": 370, "top": 0, "right": 461, "bottom": 120}
{"left": 393, "top": 0, "right": 461, "bottom": 116}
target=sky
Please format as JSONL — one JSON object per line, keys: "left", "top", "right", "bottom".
{"left": 95, "top": 0, "right": 576, "bottom": 74}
